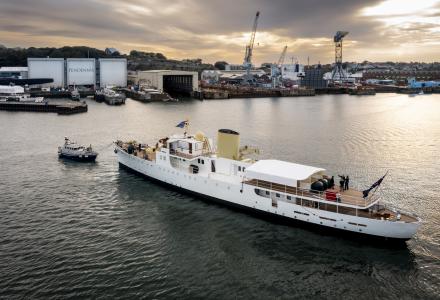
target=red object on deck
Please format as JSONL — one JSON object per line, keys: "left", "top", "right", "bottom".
{"left": 325, "top": 190, "right": 337, "bottom": 201}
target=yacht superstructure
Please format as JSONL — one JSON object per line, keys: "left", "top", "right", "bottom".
{"left": 115, "top": 127, "right": 420, "bottom": 240}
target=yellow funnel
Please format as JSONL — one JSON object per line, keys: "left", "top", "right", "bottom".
{"left": 217, "top": 129, "right": 240, "bottom": 160}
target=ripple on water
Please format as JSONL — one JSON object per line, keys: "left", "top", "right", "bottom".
{"left": 0, "top": 95, "right": 439, "bottom": 298}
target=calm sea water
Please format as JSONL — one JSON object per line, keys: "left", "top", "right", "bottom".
{"left": 0, "top": 94, "right": 439, "bottom": 299}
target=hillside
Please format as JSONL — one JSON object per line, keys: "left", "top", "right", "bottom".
{"left": 0, "top": 46, "right": 214, "bottom": 73}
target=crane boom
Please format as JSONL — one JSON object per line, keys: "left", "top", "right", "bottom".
{"left": 243, "top": 11, "right": 260, "bottom": 68}
{"left": 277, "top": 45, "right": 287, "bottom": 66}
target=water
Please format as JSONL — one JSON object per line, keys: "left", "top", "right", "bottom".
{"left": 0, "top": 94, "right": 439, "bottom": 299}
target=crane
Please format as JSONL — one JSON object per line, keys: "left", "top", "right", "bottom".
{"left": 277, "top": 45, "right": 288, "bottom": 67}
{"left": 271, "top": 46, "right": 288, "bottom": 88}
{"left": 331, "top": 31, "right": 349, "bottom": 81}
{"left": 243, "top": 11, "right": 260, "bottom": 84}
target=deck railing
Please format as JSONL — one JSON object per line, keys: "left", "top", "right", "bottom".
{"left": 245, "top": 179, "right": 379, "bottom": 209}
{"left": 169, "top": 149, "right": 213, "bottom": 160}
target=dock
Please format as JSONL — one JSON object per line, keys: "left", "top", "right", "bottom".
{"left": 199, "top": 85, "right": 315, "bottom": 99}
{"left": 29, "top": 90, "right": 95, "bottom": 99}
{"left": 0, "top": 100, "right": 88, "bottom": 115}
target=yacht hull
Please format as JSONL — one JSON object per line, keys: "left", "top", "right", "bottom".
{"left": 116, "top": 147, "right": 420, "bottom": 241}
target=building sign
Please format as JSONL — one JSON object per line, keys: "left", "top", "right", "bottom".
{"left": 68, "top": 67, "right": 95, "bottom": 73}
{"left": 66, "top": 60, "right": 96, "bottom": 85}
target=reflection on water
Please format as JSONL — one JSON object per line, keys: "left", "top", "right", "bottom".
{"left": 0, "top": 94, "right": 439, "bottom": 298}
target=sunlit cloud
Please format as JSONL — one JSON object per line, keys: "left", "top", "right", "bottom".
{"left": 361, "top": 0, "right": 439, "bottom": 16}
{"left": 0, "top": 0, "right": 439, "bottom": 64}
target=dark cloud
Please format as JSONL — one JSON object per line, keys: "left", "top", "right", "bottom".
{"left": 0, "top": 0, "right": 438, "bottom": 63}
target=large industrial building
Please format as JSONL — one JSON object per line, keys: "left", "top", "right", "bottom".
{"left": 27, "top": 58, "right": 127, "bottom": 88}
{"left": 130, "top": 70, "right": 198, "bottom": 95}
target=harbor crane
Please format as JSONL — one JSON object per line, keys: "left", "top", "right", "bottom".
{"left": 277, "top": 45, "right": 287, "bottom": 66}
{"left": 331, "top": 31, "right": 349, "bottom": 81}
{"left": 271, "top": 45, "right": 288, "bottom": 88}
{"left": 242, "top": 11, "right": 260, "bottom": 84}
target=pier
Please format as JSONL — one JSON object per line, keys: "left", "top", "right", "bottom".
{"left": 0, "top": 100, "right": 87, "bottom": 115}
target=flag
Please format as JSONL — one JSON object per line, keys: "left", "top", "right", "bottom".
{"left": 176, "top": 120, "right": 188, "bottom": 128}
{"left": 362, "top": 172, "right": 388, "bottom": 198}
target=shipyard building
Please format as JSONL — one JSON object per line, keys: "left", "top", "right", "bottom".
{"left": 27, "top": 58, "right": 127, "bottom": 88}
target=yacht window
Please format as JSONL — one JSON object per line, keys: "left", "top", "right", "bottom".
{"left": 287, "top": 195, "right": 291, "bottom": 200}
{"left": 243, "top": 167, "right": 245, "bottom": 172}
{"left": 201, "top": 160, "right": 204, "bottom": 164}
{"left": 198, "top": 159, "right": 200, "bottom": 163}
{"left": 276, "top": 193, "right": 280, "bottom": 198}
{"left": 238, "top": 166, "right": 242, "bottom": 172}
{"left": 265, "top": 191, "right": 270, "bottom": 195}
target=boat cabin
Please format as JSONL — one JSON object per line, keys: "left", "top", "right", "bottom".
{"left": 168, "top": 138, "right": 205, "bottom": 158}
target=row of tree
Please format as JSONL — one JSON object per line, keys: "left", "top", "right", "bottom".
{"left": 0, "top": 45, "right": 227, "bottom": 73}
{"left": 0, "top": 46, "right": 171, "bottom": 67}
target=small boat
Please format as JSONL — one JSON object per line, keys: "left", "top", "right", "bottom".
{"left": 94, "top": 89, "right": 105, "bottom": 102}
{"left": 103, "top": 87, "right": 126, "bottom": 105}
{"left": 70, "top": 89, "right": 80, "bottom": 101}
{"left": 58, "top": 137, "right": 98, "bottom": 162}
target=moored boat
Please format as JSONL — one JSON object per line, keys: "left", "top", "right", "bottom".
{"left": 70, "top": 89, "right": 80, "bottom": 101}
{"left": 103, "top": 87, "right": 125, "bottom": 105}
{"left": 0, "top": 85, "right": 44, "bottom": 102}
{"left": 114, "top": 125, "right": 421, "bottom": 241}
{"left": 58, "top": 137, "right": 98, "bottom": 162}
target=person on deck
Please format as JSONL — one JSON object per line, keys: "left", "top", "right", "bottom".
{"left": 338, "top": 175, "right": 345, "bottom": 192}
{"left": 329, "top": 176, "right": 335, "bottom": 189}
{"left": 345, "top": 175, "right": 350, "bottom": 190}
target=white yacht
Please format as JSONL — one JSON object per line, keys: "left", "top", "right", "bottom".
{"left": 114, "top": 125, "right": 421, "bottom": 241}
{"left": 0, "top": 85, "right": 44, "bottom": 102}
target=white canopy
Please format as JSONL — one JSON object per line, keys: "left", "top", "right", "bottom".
{"left": 245, "top": 159, "right": 325, "bottom": 186}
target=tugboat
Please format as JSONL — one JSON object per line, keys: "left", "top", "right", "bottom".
{"left": 58, "top": 137, "right": 98, "bottom": 162}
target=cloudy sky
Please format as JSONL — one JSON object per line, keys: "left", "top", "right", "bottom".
{"left": 0, "top": 0, "right": 439, "bottom": 64}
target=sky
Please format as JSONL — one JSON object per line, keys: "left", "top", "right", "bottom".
{"left": 0, "top": 0, "right": 439, "bottom": 64}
